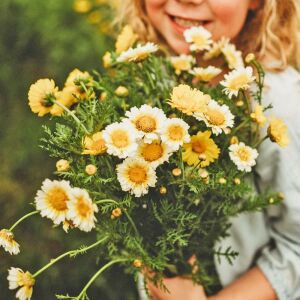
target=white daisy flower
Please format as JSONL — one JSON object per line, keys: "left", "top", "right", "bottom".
{"left": 67, "top": 188, "right": 98, "bottom": 232}
{"left": 170, "top": 54, "right": 195, "bottom": 75}
{"left": 0, "top": 229, "right": 20, "bottom": 255}
{"left": 221, "top": 43, "right": 244, "bottom": 69}
{"left": 117, "top": 43, "right": 158, "bottom": 63}
{"left": 103, "top": 121, "right": 139, "bottom": 159}
{"left": 229, "top": 142, "right": 258, "bottom": 172}
{"left": 203, "top": 37, "right": 230, "bottom": 60}
{"left": 220, "top": 66, "right": 256, "bottom": 98}
{"left": 35, "top": 179, "right": 73, "bottom": 225}
{"left": 194, "top": 100, "right": 234, "bottom": 135}
{"left": 183, "top": 26, "right": 213, "bottom": 52}
{"left": 117, "top": 158, "right": 157, "bottom": 197}
{"left": 160, "top": 118, "right": 190, "bottom": 151}
{"left": 7, "top": 267, "right": 35, "bottom": 300}
{"left": 135, "top": 140, "right": 173, "bottom": 169}
{"left": 190, "top": 66, "right": 222, "bottom": 82}
{"left": 125, "top": 104, "right": 167, "bottom": 143}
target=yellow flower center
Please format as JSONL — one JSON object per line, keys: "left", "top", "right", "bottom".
{"left": 192, "top": 140, "right": 206, "bottom": 154}
{"left": 135, "top": 115, "right": 156, "bottom": 133}
{"left": 47, "top": 187, "right": 69, "bottom": 211}
{"left": 128, "top": 166, "right": 148, "bottom": 184}
{"left": 192, "top": 35, "right": 206, "bottom": 46}
{"left": 111, "top": 130, "right": 129, "bottom": 148}
{"left": 174, "top": 60, "right": 190, "bottom": 71}
{"left": 168, "top": 125, "right": 184, "bottom": 141}
{"left": 229, "top": 74, "right": 249, "bottom": 90}
{"left": 205, "top": 108, "right": 225, "bottom": 126}
{"left": 236, "top": 147, "right": 250, "bottom": 161}
{"left": 76, "top": 197, "right": 91, "bottom": 218}
{"left": 142, "top": 143, "right": 163, "bottom": 162}
{"left": 91, "top": 139, "right": 106, "bottom": 152}
{"left": 20, "top": 272, "right": 35, "bottom": 287}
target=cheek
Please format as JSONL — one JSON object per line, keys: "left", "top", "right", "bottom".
{"left": 145, "top": 0, "right": 166, "bottom": 29}
{"left": 209, "top": 0, "right": 250, "bottom": 39}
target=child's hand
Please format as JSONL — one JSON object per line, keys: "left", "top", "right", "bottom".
{"left": 146, "top": 276, "right": 208, "bottom": 300}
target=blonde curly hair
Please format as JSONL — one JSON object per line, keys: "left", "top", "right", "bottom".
{"left": 114, "top": 0, "right": 300, "bottom": 71}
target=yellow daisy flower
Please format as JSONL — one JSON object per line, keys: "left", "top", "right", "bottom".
{"left": 82, "top": 132, "right": 107, "bottom": 155}
{"left": 28, "top": 79, "right": 58, "bottom": 117}
{"left": 183, "top": 131, "right": 220, "bottom": 167}
{"left": 220, "top": 67, "right": 256, "bottom": 99}
{"left": 117, "top": 43, "right": 158, "bottom": 63}
{"left": 136, "top": 140, "right": 172, "bottom": 169}
{"left": 221, "top": 43, "right": 244, "bottom": 69}
{"left": 117, "top": 158, "right": 157, "bottom": 197}
{"left": 73, "top": 0, "right": 91, "bottom": 13}
{"left": 268, "top": 117, "right": 289, "bottom": 147}
{"left": 7, "top": 267, "right": 35, "bottom": 300}
{"left": 203, "top": 37, "right": 230, "bottom": 60}
{"left": 64, "top": 69, "right": 93, "bottom": 101}
{"left": 170, "top": 54, "right": 195, "bottom": 75}
{"left": 67, "top": 188, "right": 98, "bottom": 232}
{"left": 183, "top": 26, "right": 213, "bottom": 52}
{"left": 49, "top": 88, "right": 77, "bottom": 116}
{"left": 168, "top": 84, "right": 210, "bottom": 116}
{"left": 190, "top": 66, "right": 222, "bottom": 82}
{"left": 250, "top": 105, "right": 267, "bottom": 127}
{"left": 115, "top": 25, "right": 138, "bottom": 54}
{"left": 0, "top": 230, "right": 20, "bottom": 255}
{"left": 35, "top": 179, "right": 73, "bottom": 225}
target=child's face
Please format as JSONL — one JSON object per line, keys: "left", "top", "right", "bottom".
{"left": 145, "top": 0, "right": 258, "bottom": 53}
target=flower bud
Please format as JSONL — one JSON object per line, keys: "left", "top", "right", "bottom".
{"left": 115, "top": 86, "right": 129, "bottom": 97}
{"left": 219, "top": 178, "right": 227, "bottom": 184}
{"left": 172, "top": 168, "right": 182, "bottom": 176}
{"left": 56, "top": 159, "right": 70, "bottom": 172}
{"left": 245, "top": 53, "right": 255, "bottom": 64}
{"left": 133, "top": 259, "right": 142, "bottom": 268}
{"left": 159, "top": 186, "right": 167, "bottom": 194}
{"left": 85, "top": 164, "right": 97, "bottom": 176}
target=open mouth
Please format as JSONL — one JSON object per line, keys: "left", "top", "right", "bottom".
{"left": 169, "top": 15, "right": 212, "bottom": 29}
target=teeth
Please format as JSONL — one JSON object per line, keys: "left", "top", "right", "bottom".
{"left": 174, "top": 17, "right": 203, "bottom": 27}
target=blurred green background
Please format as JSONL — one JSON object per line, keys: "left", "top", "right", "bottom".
{"left": 0, "top": 0, "right": 138, "bottom": 299}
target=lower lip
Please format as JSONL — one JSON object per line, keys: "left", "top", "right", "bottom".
{"left": 168, "top": 15, "right": 212, "bottom": 35}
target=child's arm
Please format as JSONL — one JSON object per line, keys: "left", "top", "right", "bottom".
{"left": 209, "top": 266, "right": 277, "bottom": 300}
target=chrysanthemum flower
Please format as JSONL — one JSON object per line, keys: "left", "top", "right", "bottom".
{"left": 7, "top": 267, "right": 35, "bottom": 300}
{"left": 82, "top": 132, "right": 107, "bottom": 155}
{"left": 160, "top": 118, "right": 190, "bottom": 151}
{"left": 35, "top": 179, "right": 73, "bottom": 225}
{"left": 267, "top": 117, "right": 289, "bottom": 147}
{"left": 115, "top": 25, "right": 138, "bottom": 54}
{"left": 168, "top": 84, "right": 210, "bottom": 116}
{"left": 250, "top": 105, "right": 267, "bottom": 127}
{"left": 117, "top": 43, "right": 159, "bottom": 63}
{"left": 183, "top": 26, "right": 213, "bottom": 52}
{"left": 183, "top": 131, "right": 220, "bottom": 167}
{"left": 220, "top": 67, "right": 256, "bottom": 98}
{"left": 28, "top": 79, "right": 58, "bottom": 117}
{"left": 170, "top": 54, "right": 195, "bottom": 75}
{"left": 56, "top": 159, "right": 70, "bottom": 172}
{"left": 190, "top": 66, "right": 222, "bottom": 82}
{"left": 221, "top": 43, "right": 244, "bottom": 69}
{"left": 229, "top": 142, "right": 258, "bottom": 172}
{"left": 203, "top": 37, "right": 230, "bottom": 60}
{"left": 64, "top": 69, "right": 93, "bottom": 101}
{"left": 0, "top": 230, "right": 20, "bottom": 255}
{"left": 67, "top": 188, "right": 98, "bottom": 232}
{"left": 125, "top": 104, "right": 167, "bottom": 143}
{"left": 103, "top": 121, "right": 139, "bottom": 158}
{"left": 136, "top": 140, "right": 172, "bottom": 169}
{"left": 117, "top": 158, "right": 157, "bottom": 197}
{"left": 194, "top": 100, "right": 234, "bottom": 135}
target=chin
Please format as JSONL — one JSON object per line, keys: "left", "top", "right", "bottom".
{"left": 167, "top": 38, "right": 190, "bottom": 55}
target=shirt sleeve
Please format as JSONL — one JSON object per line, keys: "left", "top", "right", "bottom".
{"left": 255, "top": 69, "right": 300, "bottom": 300}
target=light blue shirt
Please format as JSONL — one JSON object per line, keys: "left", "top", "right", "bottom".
{"left": 215, "top": 66, "right": 300, "bottom": 300}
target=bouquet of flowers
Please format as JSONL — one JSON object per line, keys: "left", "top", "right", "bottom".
{"left": 1, "top": 25, "right": 289, "bottom": 300}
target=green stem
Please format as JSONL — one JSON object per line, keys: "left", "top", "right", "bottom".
{"left": 32, "top": 237, "right": 108, "bottom": 278}
{"left": 9, "top": 211, "right": 39, "bottom": 231}
{"left": 253, "top": 135, "right": 268, "bottom": 148}
{"left": 95, "top": 199, "right": 140, "bottom": 236}
{"left": 76, "top": 258, "right": 128, "bottom": 299}
{"left": 53, "top": 100, "right": 90, "bottom": 135}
